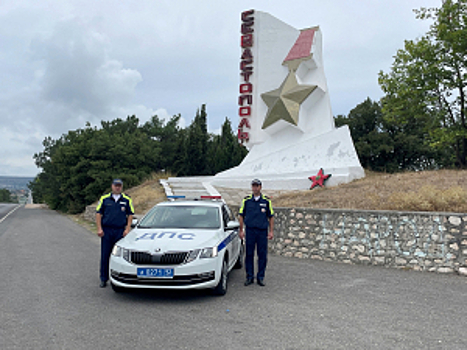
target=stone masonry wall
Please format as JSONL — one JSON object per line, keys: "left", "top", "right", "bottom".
{"left": 84, "top": 205, "right": 97, "bottom": 222}
{"left": 232, "top": 206, "right": 467, "bottom": 276}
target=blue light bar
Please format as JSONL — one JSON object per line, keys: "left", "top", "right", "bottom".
{"left": 167, "top": 195, "right": 186, "bottom": 199}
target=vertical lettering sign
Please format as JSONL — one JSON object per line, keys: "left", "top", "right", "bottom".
{"left": 238, "top": 10, "right": 254, "bottom": 143}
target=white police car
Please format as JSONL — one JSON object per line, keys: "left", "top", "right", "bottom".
{"left": 109, "top": 199, "right": 243, "bottom": 295}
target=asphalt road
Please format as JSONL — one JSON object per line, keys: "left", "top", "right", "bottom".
{"left": 0, "top": 203, "right": 19, "bottom": 222}
{"left": 1, "top": 207, "right": 467, "bottom": 350}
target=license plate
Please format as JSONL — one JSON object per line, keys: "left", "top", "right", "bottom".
{"left": 137, "top": 268, "right": 174, "bottom": 279}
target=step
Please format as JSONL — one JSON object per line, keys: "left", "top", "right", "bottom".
{"left": 160, "top": 177, "right": 222, "bottom": 201}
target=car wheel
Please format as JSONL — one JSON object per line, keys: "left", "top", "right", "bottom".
{"left": 213, "top": 258, "right": 228, "bottom": 296}
{"left": 234, "top": 242, "right": 244, "bottom": 269}
{"left": 111, "top": 282, "right": 126, "bottom": 293}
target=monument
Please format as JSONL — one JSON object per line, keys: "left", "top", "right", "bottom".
{"left": 211, "top": 10, "right": 365, "bottom": 190}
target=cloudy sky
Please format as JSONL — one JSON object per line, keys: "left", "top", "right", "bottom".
{"left": 1, "top": 0, "right": 441, "bottom": 176}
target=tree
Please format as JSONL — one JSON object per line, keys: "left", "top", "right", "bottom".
{"left": 208, "top": 117, "right": 248, "bottom": 174}
{"left": 30, "top": 105, "right": 249, "bottom": 212}
{"left": 336, "top": 98, "right": 441, "bottom": 171}
{"left": 379, "top": 0, "right": 467, "bottom": 168}
{"left": 0, "top": 189, "right": 13, "bottom": 203}
{"left": 336, "top": 98, "right": 396, "bottom": 171}
{"left": 184, "top": 105, "right": 210, "bottom": 175}
{"left": 143, "top": 114, "right": 184, "bottom": 173}
{"left": 31, "top": 116, "right": 162, "bottom": 213}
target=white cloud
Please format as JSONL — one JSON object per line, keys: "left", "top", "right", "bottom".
{"left": 153, "top": 108, "right": 187, "bottom": 129}
{"left": 0, "top": 16, "right": 148, "bottom": 175}
{"left": 0, "top": 126, "right": 42, "bottom": 176}
{"left": 209, "top": 127, "right": 222, "bottom": 136}
{"left": 31, "top": 19, "right": 142, "bottom": 122}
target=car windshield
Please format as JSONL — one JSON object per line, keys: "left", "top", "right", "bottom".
{"left": 138, "top": 205, "right": 221, "bottom": 229}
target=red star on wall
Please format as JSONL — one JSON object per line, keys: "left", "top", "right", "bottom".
{"left": 309, "top": 168, "right": 331, "bottom": 189}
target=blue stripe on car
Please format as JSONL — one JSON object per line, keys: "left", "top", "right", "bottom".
{"left": 218, "top": 232, "right": 237, "bottom": 252}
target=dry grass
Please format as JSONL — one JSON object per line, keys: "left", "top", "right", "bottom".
{"left": 387, "top": 186, "right": 467, "bottom": 212}
{"left": 273, "top": 170, "right": 467, "bottom": 213}
{"left": 90, "top": 172, "right": 170, "bottom": 214}
{"left": 124, "top": 172, "right": 171, "bottom": 214}
{"left": 77, "top": 172, "right": 170, "bottom": 229}
{"left": 68, "top": 214, "right": 97, "bottom": 233}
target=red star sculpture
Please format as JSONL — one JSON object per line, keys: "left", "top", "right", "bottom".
{"left": 309, "top": 168, "right": 331, "bottom": 189}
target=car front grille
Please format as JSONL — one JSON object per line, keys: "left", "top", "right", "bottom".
{"left": 129, "top": 251, "right": 190, "bottom": 265}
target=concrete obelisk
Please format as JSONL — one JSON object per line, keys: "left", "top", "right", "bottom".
{"left": 212, "top": 10, "right": 364, "bottom": 190}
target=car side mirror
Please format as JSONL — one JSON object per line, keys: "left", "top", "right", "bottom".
{"left": 131, "top": 218, "right": 139, "bottom": 228}
{"left": 226, "top": 221, "right": 240, "bottom": 230}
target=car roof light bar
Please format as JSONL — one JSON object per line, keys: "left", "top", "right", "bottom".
{"left": 167, "top": 195, "right": 186, "bottom": 201}
{"left": 166, "top": 195, "right": 223, "bottom": 202}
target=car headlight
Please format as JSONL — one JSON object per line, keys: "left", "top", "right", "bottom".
{"left": 122, "top": 248, "right": 130, "bottom": 262}
{"left": 111, "top": 245, "right": 122, "bottom": 257}
{"left": 200, "top": 247, "right": 218, "bottom": 259}
{"left": 185, "top": 249, "right": 200, "bottom": 264}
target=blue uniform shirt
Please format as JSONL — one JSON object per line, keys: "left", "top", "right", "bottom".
{"left": 239, "top": 194, "right": 274, "bottom": 230}
{"left": 96, "top": 193, "right": 134, "bottom": 228}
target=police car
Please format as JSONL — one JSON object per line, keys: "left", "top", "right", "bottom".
{"left": 109, "top": 198, "right": 243, "bottom": 295}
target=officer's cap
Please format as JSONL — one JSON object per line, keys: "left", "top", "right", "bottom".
{"left": 251, "top": 179, "right": 262, "bottom": 186}
{"left": 112, "top": 179, "right": 123, "bottom": 186}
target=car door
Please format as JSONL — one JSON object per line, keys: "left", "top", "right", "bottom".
{"left": 222, "top": 204, "right": 239, "bottom": 268}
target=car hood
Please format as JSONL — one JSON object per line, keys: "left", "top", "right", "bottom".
{"left": 118, "top": 227, "right": 223, "bottom": 252}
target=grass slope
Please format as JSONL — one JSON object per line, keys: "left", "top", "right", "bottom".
{"left": 273, "top": 170, "right": 467, "bottom": 213}
{"left": 123, "top": 174, "right": 168, "bottom": 214}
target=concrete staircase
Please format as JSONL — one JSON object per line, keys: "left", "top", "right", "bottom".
{"left": 160, "top": 176, "right": 291, "bottom": 206}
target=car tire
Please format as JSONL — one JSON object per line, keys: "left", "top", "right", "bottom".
{"left": 111, "top": 282, "right": 126, "bottom": 293}
{"left": 213, "top": 258, "right": 228, "bottom": 296}
{"left": 234, "top": 242, "right": 244, "bottom": 269}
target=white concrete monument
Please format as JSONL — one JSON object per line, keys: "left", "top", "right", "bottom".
{"left": 212, "top": 10, "right": 365, "bottom": 190}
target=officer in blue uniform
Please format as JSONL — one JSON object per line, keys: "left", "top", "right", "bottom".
{"left": 96, "top": 179, "right": 134, "bottom": 288}
{"left": 239, "top": 179, "right": 274, "bottom": 287}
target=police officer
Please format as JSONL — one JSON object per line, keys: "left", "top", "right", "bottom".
{"left": 96, "top": 179, "right": 134, "bottom": 288}
{"left": 239, "top": 179, "right": 274, "bottom": 287}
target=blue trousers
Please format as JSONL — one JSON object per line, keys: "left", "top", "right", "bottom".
{"left": 100, "top": 226, "right": 124, "bottom": 282}
{"left": 245, "top": 227, "right": 268, "bottom": 280}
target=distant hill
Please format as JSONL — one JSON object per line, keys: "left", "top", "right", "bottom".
{"left": 0, "top": 176, "right": 35, "bottom": 190}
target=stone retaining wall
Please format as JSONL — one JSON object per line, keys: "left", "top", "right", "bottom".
{"left": 84, "top": 205, "right": 97, "bottom": 222}
{"left": 232, "top": 206, "right": 467, "bottom": 276}
{"left": 270, "top": 207, "right": 467, "bottom": 276}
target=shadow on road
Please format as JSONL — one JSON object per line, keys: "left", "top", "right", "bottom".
{"left": 108, "top": 286, "right": 224, "bottom": 304}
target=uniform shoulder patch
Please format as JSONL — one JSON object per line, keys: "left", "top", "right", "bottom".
{"left": 96, "top": 193, "right": 111, "bottom": 211}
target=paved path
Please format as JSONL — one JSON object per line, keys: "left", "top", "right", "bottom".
{"left": 1, "top": 207, "right": 467, "bottom": 349}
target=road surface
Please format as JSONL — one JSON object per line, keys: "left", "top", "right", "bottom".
{"left": 0, "top": 207, "right": 466, "bottom": 349}
{"left": 0, "top": 203, "right": 19, "bottom": 222}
